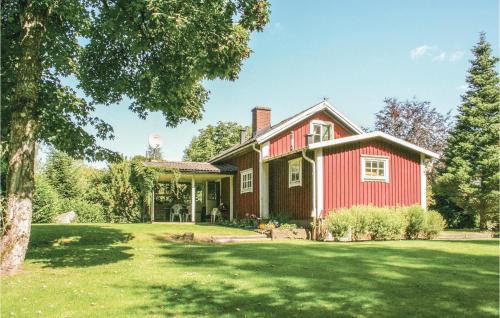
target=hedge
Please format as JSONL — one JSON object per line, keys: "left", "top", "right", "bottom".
{"left": 325, "top": 205, "right": 446, "bottom": 241}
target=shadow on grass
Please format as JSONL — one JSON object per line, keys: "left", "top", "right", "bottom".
{"left": 27, "top": 224, "right": 134, "bottom": 268}
{"left": 131, "top": 239, "right": 499, "bottom": 318}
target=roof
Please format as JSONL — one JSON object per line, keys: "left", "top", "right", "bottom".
{"left": 144, "top": 161, "right": 238, "bottom": 174}
{"left": 255, "top": 100, "right": 364, "bottom": 143}
{"left": 308, "top": 131, "right": 440, "bottom": 158}
{"left": 209, "top": 100, "right": 364, "bottom": 163}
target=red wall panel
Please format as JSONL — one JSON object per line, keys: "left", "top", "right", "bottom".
{"left": 268, "top": 152, "right": 313, "bottom": 220}
{"left": 322, "top": 140, "right": 421, "bottom": 215}
{"left": 224, "top": 150, "right": 260, "bottom": 218}
{"left": 269, "top": 112, "right": 354, "bottom": 158}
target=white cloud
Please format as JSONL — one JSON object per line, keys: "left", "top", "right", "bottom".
{"left": 432, "top": 52, "right": 447, "bottom": 62}
{"left": 410, "top": 45, "right": 432, "bottom": 60}
{"left": 411, "top": 45, "right": 465, "bottom": 63}
{"left": 449, "top": 51, "right": 465, "bottom": 62}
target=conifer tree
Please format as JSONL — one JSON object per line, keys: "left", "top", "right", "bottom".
{"left": 436, "top": 33, "right": 499, "bottom": 229}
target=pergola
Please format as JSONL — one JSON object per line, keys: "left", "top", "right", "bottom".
{"left": 144, "top": 161, "right": 237, "bottom": 222}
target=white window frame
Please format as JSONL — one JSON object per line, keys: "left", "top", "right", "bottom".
{"left": 361, "top": 155, "right": 389, "bottom": 182}
{"left": 240, "top": 168, "right": 253, "bottom": 193}
{"left": 309, "top": 120, "right": 333, "bottom": 143}
{"left": 288, "top": 158, "right": 302, "bottom": 188}
{"left": 290, "top": 131, "right": 295, "bottom": 151}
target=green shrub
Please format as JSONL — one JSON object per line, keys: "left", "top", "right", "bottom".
{"left": 422, "top": 210, "right": 446, "bottom": 239}
{"left": 268, "top": 212, "right": 291, "bottom": 226}
{"left": 368, "top": 208, "right": 404, "bottom": 240}
{"left": 280, "top": 223, "right": 298, "bottom": 231}
{"left": 349, "top": 206, "right": 371, "bottom": 241}
{"left": 326, "top": 210, "right": 352, "bottom": 240}
{"left": 32, "top": 176, "right": 60, "bottom": 223}
{"left": 405, "top": 205, "right": 426, "bottom": 239}
{"left": 60, "top": 199, "right": 105, "bottom": 223}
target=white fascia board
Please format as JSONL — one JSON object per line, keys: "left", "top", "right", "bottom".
{"left": 309, "top": 131, "right": 440, "bottom": 159}
{"left": 322, "top": 101, "right": 365, "bottom": 135}
{"left": 256, "top": 101, "right": 364, "bottom": 144}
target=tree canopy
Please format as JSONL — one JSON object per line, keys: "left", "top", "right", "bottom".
{"left": 183, "top": 121, "right": 250, "bottom": 162}
{"left": 1, "top": 0, "right": 270, "bottom": 273}
{"left": 374, "top": 97, "right": 451, "bottom": 154}
{"left": 435, "top": 33, "right": 499, "bottom": 229}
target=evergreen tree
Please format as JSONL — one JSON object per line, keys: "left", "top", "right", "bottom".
{"left": 436, "top": 33, "right": 499, "bottom": 229}
{"left": 45, "top": 150, "right": 82, "bottom": 200}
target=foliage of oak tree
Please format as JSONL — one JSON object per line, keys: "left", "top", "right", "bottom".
{"left": 183, "top": 121, "right": 250, "bottom": 162}
{"left": 435, "top": 33, "right": 499, "bottom": 230}
{"left": 1, "top": 0, "right": 270, "bottom": 273}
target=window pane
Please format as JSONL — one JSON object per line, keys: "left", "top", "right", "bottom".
{"left": 322, "top": 125, "right": 331, "bottom": 141}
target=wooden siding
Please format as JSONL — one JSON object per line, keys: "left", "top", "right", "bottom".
{"left": 322, "top": 140, "right": 422, "bottom": 215}
{"left": 268, "top": 112, "right": 353, "bottom": 158}
{"left": 224, "top": 149, "right": 260, "bottom": 218}
{"left": 269, "top": 152, "right": 313, "bottom": 220}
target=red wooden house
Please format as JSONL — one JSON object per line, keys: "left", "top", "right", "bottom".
{"left": 148, "top": 101, "right": 438, "bottom": 222}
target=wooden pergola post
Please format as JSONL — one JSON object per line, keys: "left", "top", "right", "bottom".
{"left": 229, "top": 175, "right": 234, "bottom": 221}
{"left": 191, "top": 177, "right": 196, "bottom": 222}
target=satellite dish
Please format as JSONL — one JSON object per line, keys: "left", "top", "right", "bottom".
{"left": 148, "top": 133, "right": 163, "bottom": 148}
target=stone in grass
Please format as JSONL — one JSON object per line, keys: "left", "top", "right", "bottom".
{"left": 56, "top": 211, "right": 77, "bottom": 224}
{"left": 271, "top": 228, "right": 307, "bottom": 240}
{"left": 182, "top": 232, "right": 194, "bottom": 241}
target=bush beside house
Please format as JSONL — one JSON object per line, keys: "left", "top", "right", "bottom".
{"left": 326, "top": 205, "right": 445, "bottom": 241}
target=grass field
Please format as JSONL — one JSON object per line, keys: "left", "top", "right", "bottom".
{"left": 1, "top": 224, "right": 498, "bottom": 318}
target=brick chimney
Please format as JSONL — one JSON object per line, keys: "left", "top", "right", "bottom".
{"left": 251, "top": 106, "right": 271, "bottom": 137}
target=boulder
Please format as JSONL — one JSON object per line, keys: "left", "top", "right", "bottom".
{"left": 271, "top": 228, "right": 308, "bottom": 240}
{"left": 56, "top": 211, "right": 77, "bottom": 224}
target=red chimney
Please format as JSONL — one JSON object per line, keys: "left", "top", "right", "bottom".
{"left": 252, "top": 106, "right": 271, "bottom": 136}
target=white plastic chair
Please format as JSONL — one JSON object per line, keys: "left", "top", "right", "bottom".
{"left": 210, "top": 208, "right": 221, "bottom": 223}
{"left": 170, "top": 204, "right": 183, "bottom": 222}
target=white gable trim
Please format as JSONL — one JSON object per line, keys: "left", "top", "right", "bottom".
{"left": 309, "top": 131, "right": 439, "bottom": 159}
{"left": 255, "top": 101, "right": 364, "bottom": 144}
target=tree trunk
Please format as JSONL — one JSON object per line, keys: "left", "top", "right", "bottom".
{"left": 0, "top": 4, "right": 43, "bottom": 275}
{"left": 478, "top": 208, "right": 488, "bottom": 230}
{"left": 1, "top": 114, "right": 37, "bottom": 274}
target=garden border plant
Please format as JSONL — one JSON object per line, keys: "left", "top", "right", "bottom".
{"left": 325, "top": 205, "right": 446, "bottom": 241}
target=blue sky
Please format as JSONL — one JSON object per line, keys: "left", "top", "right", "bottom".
{"left": 57, "top": 0, "right": 499, "bottom": 165}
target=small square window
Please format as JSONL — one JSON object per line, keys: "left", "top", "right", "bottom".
{"left": 311, "top": 121, "right": 333, "bottom": 143}
{"left": 362, "top": 156, "right": 389, "bottom": 182}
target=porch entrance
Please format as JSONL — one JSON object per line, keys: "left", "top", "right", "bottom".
{"left": 144, "top": 161, "right": 236, "bottom": 223}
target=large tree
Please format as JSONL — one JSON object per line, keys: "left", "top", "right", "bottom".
{"left": 435, "top": 33, "right": 499, "bottom": 229}
{"left": 1, "top": 0, "right": 269, "bottom": 273}
{"left": 183, "top": 121, "right": 250, "bottom": 162}
{"left": 374, "top": 98, "right": 451, "bottom": 154}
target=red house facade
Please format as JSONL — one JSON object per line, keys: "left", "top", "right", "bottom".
{"left": 209, "top": 101, "right": 438, "bottom": 221}
{"left": 148, "top": 101, "right": 438, "bottom": 222}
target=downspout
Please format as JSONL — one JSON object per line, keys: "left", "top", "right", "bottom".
{"left": 302, "top": 136, "right": 317, "bottom": 240}
{"left": 252, "top": 143, "right": 262, "bottom": 218}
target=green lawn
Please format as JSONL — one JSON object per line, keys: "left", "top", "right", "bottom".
{"left": 1, "top": 224, "right": 499, "bottom": 318}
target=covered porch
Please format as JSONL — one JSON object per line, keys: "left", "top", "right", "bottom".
{"left": 144, "top": 161, "right": 237, "bottom": 223}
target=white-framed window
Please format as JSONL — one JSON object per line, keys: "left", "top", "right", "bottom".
{"left": 310, "top": 120, "right": 333, "bottom": 143}
{"left": 361, "top": 155, "right": 389, "bottom": 182}
{"left": 288, "top": 158, "right": 302, "bottom": 187}
{"left": 240, "top": 168, "right": 253, "bottom": 193}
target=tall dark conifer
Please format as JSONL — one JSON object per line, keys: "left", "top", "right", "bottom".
{"left": 436, "top": 33, "right": 500, "bottom": 229}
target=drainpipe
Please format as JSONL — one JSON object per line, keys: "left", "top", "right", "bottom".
{"left": 252, "top": 143, "right": 262, "bottom": 218}
{"left": 302, "top": 134, "right": 317, "bottom": 240}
